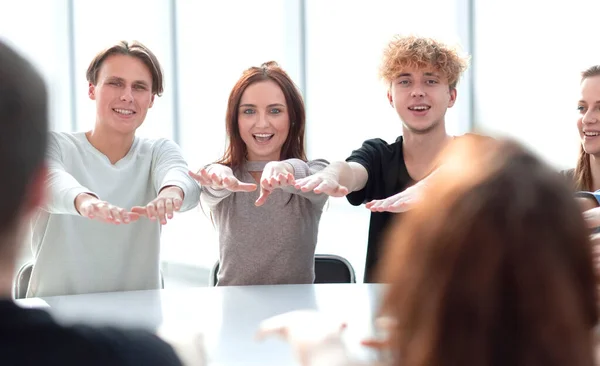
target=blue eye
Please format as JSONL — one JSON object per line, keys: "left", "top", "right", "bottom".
{"left": 243, "top": 109, "right": 255, "bottom": 114}
{"left": 270, "top": 108, "right": 281, "bottom": 114}
{"left": 577, "top": 105, "right": 586, "bottom": 112}
{"left": 398, "top": 80, "right": 409, "bottom": 85}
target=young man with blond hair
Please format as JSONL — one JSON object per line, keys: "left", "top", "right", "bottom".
{"left": 295, "top": 35, "right": 471, "bottom": 282}
{"left": 28, "top": 41, "right": 200, "bottom": 297}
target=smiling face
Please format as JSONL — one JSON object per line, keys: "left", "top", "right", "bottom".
{"left": 88, "top": 54, "right": 155, "bottom": 136}
{"left": 577, "top": 75, "right": 600, "bottom": 156}
{"left": 238, "top": 80, "right": 290, "bottom": 161}
{"left": 388, "top": 67, "right": 456, "bottom": 134}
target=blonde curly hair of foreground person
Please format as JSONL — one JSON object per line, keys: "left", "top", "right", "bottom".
{"left": 376, "top": 136, "right": 599, "bottom": 366}
{"left": 379, "top": 35, "right": 469, "bottom": 89}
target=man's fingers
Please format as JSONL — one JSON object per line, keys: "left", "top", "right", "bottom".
{"left": 313, "top": 181, "right": 332, "bottom": 195}
{"left": 146, "top": 203, "right": 158, "bottom": 220}
{"left": 110, "top": 207, "right": 124, "bottom": 224}
{"left": 156, "top": 200, "right": 167, "bottom": 225}
{"left": 130, "top": 206, "right": 147, "bottom": 215}
{"left": 165, "top": 199, "right": 174, "bottom": 219}
{"left": 336, "top": 185, "right": 349, "bottom": 196}
{"left": 295, "top": 178, "right": 321, "bottom": 192}
{"left": 98, "top": 203, "right": 112, "bottom": 221}
{"left": 366, "top": 199, "right": 384, "bottom": 211}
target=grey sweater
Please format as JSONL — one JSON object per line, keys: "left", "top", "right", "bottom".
{"left": 201, "top": 159, "right": 329, "bottom": 286}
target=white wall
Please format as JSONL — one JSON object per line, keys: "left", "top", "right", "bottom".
{"left": 473, "top": 0, "right": 600, "bottom": 170}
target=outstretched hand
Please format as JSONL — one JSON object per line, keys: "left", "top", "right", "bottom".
{"left": 131, "top": 186, "right": 183, "bottom": 225}
{"left": 365, "top": 182, "right": 424, "bottom": 213}
{"left": 255, "top": 162, "right": 296, "bottom": 206}
{"left": 294, "top": 173, "right": 349, "bottom": 197}
{"left": 189, "top": 164, "right": 257, "bottom": 192}
{"left": 76, "top": 193, "right": 140, "bottom": 225}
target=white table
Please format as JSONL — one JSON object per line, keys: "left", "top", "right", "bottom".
{"left": 19, "top": 284, "right": 386, "bottom": 366}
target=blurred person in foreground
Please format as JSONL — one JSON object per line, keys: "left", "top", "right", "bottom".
{"left": 259, "top": 136, "right": 599, "bottom": 366}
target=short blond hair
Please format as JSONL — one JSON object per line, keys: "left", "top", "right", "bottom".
{"left": 379, "top": 35, "right": 469, "bottom": 89}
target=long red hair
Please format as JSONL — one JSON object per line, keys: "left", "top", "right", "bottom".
{"left": 215, "top": 61, "right": 306, "bottom": 170}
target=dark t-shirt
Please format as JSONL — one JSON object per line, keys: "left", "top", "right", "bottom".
{"left": 0, "top": 300, "right": 182, "bottom": 366}
{"left": 346, "top": 136, "right": 413, "bottom": 283}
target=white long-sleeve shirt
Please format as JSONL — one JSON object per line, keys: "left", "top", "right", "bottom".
{"left": 27, "top": 131, "right": 200, "bottom": 297}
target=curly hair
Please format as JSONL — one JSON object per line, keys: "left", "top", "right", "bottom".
{"left": 379, "top": 35, "right": 470, "bottom": 89}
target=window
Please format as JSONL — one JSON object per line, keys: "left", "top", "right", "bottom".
{"left": 0, "top": 0, "right": 72, "bottom": 132}
{"left": 72, "top": 0, "right": 174, "bottom": 139}
{"left": 473, "top": 0, "right": 600, "bottom": 169}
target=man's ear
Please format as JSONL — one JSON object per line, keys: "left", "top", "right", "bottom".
{"left": 88, "top": 83, "right": 96, "bottom": 101}
{"left": 149, "top": 94, "right": 155, "bottom": 108}
{"left": 447, "top": 88, "right": 457, "bottom": 108}
{"left": 387, "top": 89, "right": 393, "bottom": 107}
{"left": 23, "top": 164, "right": 48, "bottom": 215}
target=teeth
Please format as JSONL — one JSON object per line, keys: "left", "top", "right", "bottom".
{"left": 114, "top": 108, "right": 134, "bottom": 115}
{"left": 410, "top": 106, "right": 429, "bottom": 111}
{"left": 254, "top": 134, "right": 273, "bottom": 138}
{"left": 585, "top": 132, "right": 600, "bottom": 136}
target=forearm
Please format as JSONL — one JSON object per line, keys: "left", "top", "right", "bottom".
{"left": 200, "top": 185, "right": 232, "bottom": 208}
{"left": 159, "top": 170, "right": 200, "bottom": 212}
{"left": 281, "top": 159, "right": 329, "bottom": 206}
{"left": 73, "top": 193, "right": 99, "bottom": 215}
{"left": 44, "top": 169, "right": 97, "bottom": 215}
{"left": 320, "top": 161, "right": 365, "bottom": 193}
{"left": 159, "top": 186, "right": 184, "bottom": 200}
{"left": 153, "top": 140, "right": 201, "bottom": 212}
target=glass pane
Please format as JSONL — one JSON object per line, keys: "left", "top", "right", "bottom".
{"left": 72, "top": 0, "right": 174, "bottom": 140}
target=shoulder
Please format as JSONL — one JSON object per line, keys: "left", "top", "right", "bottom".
{"left": 47, "top": 131, "right": 89, "bottom": 158}
{"left": 347, "top": 137, "right": 401, "bottom": 161}
{"left": 141, "top": 138, "right": 183, "bottom": 153}
{"left": 561, "top": 168, "right": 575, "bottom": 180}
{"left": 48, "top": 131, "right": 86, "bottom": 147}
{"left": 362, "top": 137, "right": 399, "bottom": 150}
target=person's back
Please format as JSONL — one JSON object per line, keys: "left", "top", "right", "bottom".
{"left": 0, "top": 40, "right": 187, "bottom": 366}
{"left": 377, "top": 137, "right": 598, "bottom": 366}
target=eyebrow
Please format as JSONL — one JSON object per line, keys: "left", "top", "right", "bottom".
{"left": 106, "top": 76, "right": 150, "bottom": 87}
{"left": 397, "top": 72, "right": 440, "bottom": 78}
{"left": 578, "top": 100, "right": 600, "bottom": 104}
{"left": 239, "top": 103, "right": 286, "bottom": 108}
